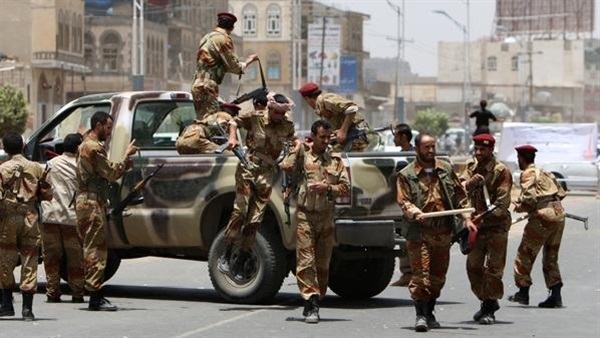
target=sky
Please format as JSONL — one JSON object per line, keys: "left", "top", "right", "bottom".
{"left": 323, "top": 0, "right": 600, "bottom": 76}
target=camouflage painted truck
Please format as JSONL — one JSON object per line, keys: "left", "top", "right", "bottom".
{"left": 22, "top": 91, "right": 413, "bottom": 304}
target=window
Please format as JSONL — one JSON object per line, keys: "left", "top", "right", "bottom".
{"left": 266, "top": 51, "right": 280, "bottom": 80}
{"left": 101, "top": 32, "right": 120, "bottom": 72}
{"left": 84, "top": 32, "right": 95, "bottom": 69}
{"left": 266, "top": 4, "right": 281, "bottom": 36}
{"left": 487, "top": 56, "right": 497, "bottom": 71}
{"left": 242, "top": 5, "right": 257, "bottom": 35}
{"left": 511, "top": 55, "right": 519, "bottom": 71}
{"left": 132, "top": 101, "right": 196, "bottom": 148}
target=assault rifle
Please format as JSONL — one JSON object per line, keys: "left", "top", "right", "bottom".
{"left": 451, "top": 205, "right": 497, "bottom": 254}
{"left": 231, "top": 59, "right": 268, "bottom": 105}
{"left": 213, "top": 122, "right": 256, "bottom": 170}
{"left": 512, "top": 212, "right": 589, "bottom": 230}
{"left": 281, "top": 141, "right": 293, "bottom": 225}
{"left": 111, "top": 164, "right": 164, "bottom": 217}
{"left": 37, "top": 164, "right": 53, "bottom": 201}
{"left": 331, "top": 125, "right": 390, "bottom": 152}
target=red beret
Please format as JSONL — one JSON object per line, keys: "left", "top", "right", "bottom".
{"left": 217, "top": 12, "right": 237, "bottom": 23}
{"left": 472, "top": 133, "right": 495, "bottom": 147}
{"left": 220, "top": 102, "right": 241, "bottom": 113}
{"left": 298, "top": 82, "right": 320, "bottom": 96}
{"left": 515, "top": 144, "right": 538, "bottom": 154}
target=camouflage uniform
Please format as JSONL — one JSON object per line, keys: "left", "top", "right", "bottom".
{"left": 460, "top": 157, "right": 512, "bottom": 302}
{"left": 0, "top": 155, "right": 46, "bottom": 294}
{"left": 314, "top": 93, "right": 370, "bottom": 152}
{"left": 176, "top": 112, "right": 232, "bottom": 154}
{"left": 280, "top": 143, "right": 350, "bottom": 301}
{"left": 40, "top": 152, "right": 84, "bottom": 300}
{"left": 192, "top": 27, "right": 246, "bottom": 119}
{"left": 223, "top": 110, "right": 296, "bottom": 252}
{"left": 513, "top": 164, "right": 566, "bottom": 289}
{"left": 76, "top": 135, "right": 129, "bottom": 292}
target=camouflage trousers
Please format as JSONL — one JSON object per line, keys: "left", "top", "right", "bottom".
{"left": 467, "top": 226, "right": 509, "bottom": 301}
{"left": 75, "top": 197, "right": 108, "bottom": 292}
{"left": 191, "top": 73, "right": 220, "bottom": 120}
{"left": 407, "top": 225, "right": 453, "bottom": 301}
{"left": 224, "top": 164, "right": 275, "bottom": 252}
{"left": 514, "top": 215, "right": 565, "bottom": 288}
{"left": 399, "top": 240, "right": 411, "bottom": 274}
{"left": 0, "top": 207, "right": 40, "bottom": 294}
{"left": 296, "top": 208, "right": 335, "bottom": 300}
{"left": 41, "top": 223, "right": 84, "bottom": 298}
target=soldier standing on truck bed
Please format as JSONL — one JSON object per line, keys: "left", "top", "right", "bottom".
{"left": 396, "top": 133, "right": 475, "bottom": 332}
{"left": 76, "top": 111, "right": 138, "bottom": 311}
{"left": 298, "top": 82, "right": 371, "bottom": 152}
{"left": 280, "top": 120, "right": 350, "bottom": 324}
{"left": 192, "top": 12, "right": 258, "bottom": 119}
{"left": 459, "top": 133, "right": 512, "bottom": 325}
{"left": 0, "top": 131, "right": 53, "bottom": 321}
{"left": 218, "top": 93, "right": 301, "bottom": 281}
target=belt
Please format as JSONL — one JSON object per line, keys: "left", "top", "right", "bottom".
{"left": 538, "top": 195, "right": 559, "bottom": 203}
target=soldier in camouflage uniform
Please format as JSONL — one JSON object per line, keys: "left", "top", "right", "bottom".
{"left": 396, "top": 134, "right": 475, "bottom": 332}
{"left": 76, "top": 111, "right": 138, "bottom": 311}
{"left": 459, "top": 134, "right": 512, "bottom": 324}
{"left": 41, "top": 133, "right": 85, "bottom": 304}
{"left": 280, "top": 120, "right": 350, "bottom": 324}
{"left": 508, "top": 145, "right": 567, "bottom": 308}
{"left": 176, "top": 111, "right": 233, "bottom": 154}
{"left": 298, "top": 82, "right": 371, "bottom": 152}
{"left": 218, "top": 93, "right": 301, "bottom": 281}
{"left": 192, "top": 12, "right": 258, "bottom": 119}
{"left": 0, "top": 131, "right": 53, "bottom": 321}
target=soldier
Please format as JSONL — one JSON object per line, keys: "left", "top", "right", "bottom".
{"left": 218, "top": 93, "right": 301, "bottom": 281}
{"left": 191, "top": 12, "right": 258, "bottom": 119}
{"left": 176, "top": 110, "right": 235, "bottom": 154}
{"left": 76, "top": 111, "right": 138, "bottom": 311}
{"left": 459, "top": 134, "right": 512, "bottom": 324}
{"left": 396, "top": 133, "right": 475, "bottom": 332}
{"left": 40, "top": 133, "right": 85, "bottom": 303}
{"left": 0, "top": 131, "right": 53, "bottom": 321}
{"left": 298, "top": 82, "right": 371, "bottom": 152}
{"left": 280, "top": 120, "right": 350, "bottom": 324}
{"left": 508, "top": 145, "right": 567, "bottom": 308}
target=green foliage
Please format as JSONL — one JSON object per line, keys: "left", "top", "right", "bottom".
{"left": 410, "top": 109, "right": 449, "bottom": 137}
{"left": 0, "top": 85, "right": 28, "bottom": 137}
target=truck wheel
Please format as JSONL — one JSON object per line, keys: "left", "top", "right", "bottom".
{"left": 208, "top": 227, "right": 288, "bottom": 304}
{"left": 60, "top": 250, "right": 121, "bottom": 283}
{"left": 328, "top": 252, "right": 395, "bottom": 299}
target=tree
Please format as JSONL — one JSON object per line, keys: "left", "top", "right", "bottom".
{"left": 0, "top": 85, "right": 29, "bottom": 137}
{"left": 411, "top": 108, "right": 449, "bottom": 137}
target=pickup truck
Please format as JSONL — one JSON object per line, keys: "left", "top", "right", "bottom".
{"left": 21, "top": 91, "right": 416, "bottom": 304}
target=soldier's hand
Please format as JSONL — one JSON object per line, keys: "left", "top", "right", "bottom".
{"left": 226, "top": 138, "right": 239, "bottom": 151}
{"left": 335, "top": 129, "right": 347, "bottom": 144}
{"left": 465, "top": 218, "right": 477, "bottom": 232}
{"left": 466, "top": 174, "right": 484, "bottom": 189}
{"left": 308, "top": 181, "right": 329, "bottom": 193}
{"left": 126, "top": 139, "right": 139, "bottom": 157}
{"left": 246, "top": 54, "right": 259, "bottom": 65}
{"left": 414, "top": 212, "right": 426, "bottom": 223}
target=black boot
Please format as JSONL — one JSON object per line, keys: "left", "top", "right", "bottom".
{"left": 478, "top": 300, "right": 500, "bottom": 325}
{"left": 305, "top": 295, "right": 320, "bottom": 324}
{"left": 0, "top": 289, "right": 15, "bottom": 317}
{"left": 217, "top": 245, "right": 233, "bottom": 274}
{"left": 232, "top": 250, "right": 252, "bottom": 282}
{"left": 539, "top": 282, "right": 563, "bottom": 308}
{"left": 414, "top": 301, "right": 428, "bottom": 332}
{"left": 21, "top": 293, "right": 34, "bottom": 321}
{"left": 507, "top": 286, "right": 530, "bottom": 305}
{"left": 473, "top": 302, "right": 484, "bottom": 322}
{"left": 426, "top": 299, "right": 440, "bottom": 328}
{"left": 88, "top": 290, "right": 117, "bottom": 311}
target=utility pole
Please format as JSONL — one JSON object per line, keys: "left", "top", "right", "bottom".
{"left": 318, "top": 16, "right": 327, "bottom": 87}
{"left": 387, "top": 0, "right": 405, "bottom": 123}
{"left": 132, "top": 0, "right": 144, "bottom": 90}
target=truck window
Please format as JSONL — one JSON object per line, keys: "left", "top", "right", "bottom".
{"left": 132, "top": 101, "right": 195, "bottom": 148}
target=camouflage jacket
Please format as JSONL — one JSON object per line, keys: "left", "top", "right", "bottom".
{"left": 77, "top": 135, "right": 128, "bottom": 201}
{"left": 514, "top": 163, "right": 566, "bottom": 214}
{"left": 280, "top": 143, "right": 350, "bottom": 212}
{"left": 460, "top": 157, "right": 512, "bottom": 228}
{"left": 315, "top": 93, "right": 365, "bottom": 130}
{"left": 0, "top": 154, "right": 46, "bottom": 208}
{"left": 176, "top": 113, "right": 231, "bottom": 154}
{"left": 195, "top": 27, "right": 244, "bottom": 85}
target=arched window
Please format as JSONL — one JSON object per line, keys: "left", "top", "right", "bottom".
{"left": 266, "top": 4, "right": 281, "bottom": 37}
{"left": 487, "top": 56, "right": 497, "bottom": 71}
{"left": 101, "top": 32, "right": 121, "bottom": 72}
{"left": 511, "top": 55, "right": 519, "bottom": 71}
{"left": 266, "top": 51, "right": 280, "bottom": 80}
{"left": 84, "top": 32, "right": 95, "bottom": 69}
{"left": 242, "top": 5, "right": 257, "bottom": 35}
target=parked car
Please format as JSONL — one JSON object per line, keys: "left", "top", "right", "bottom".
{"left": 513, "top": 161, "right": 599, "bottom": 192}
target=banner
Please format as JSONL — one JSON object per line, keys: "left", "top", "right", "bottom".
{"left": 307, "top": 19, "right": 341, "bottom": 87}
{"left": 338, "top": 55, "right": 358, "bottom": 93}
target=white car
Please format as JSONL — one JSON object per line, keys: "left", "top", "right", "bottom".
{"left": 513, "top": 161, "right": 599, "bottom": 192}
{"left": 380, "top": 129, "right": 419, "bottom": 152}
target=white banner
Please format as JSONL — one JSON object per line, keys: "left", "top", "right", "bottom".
{"left": 307, "top": 20, "right": 340, "bottom": 86}
{"left": 498, "top": 123, "right": 598, "bottom": 163}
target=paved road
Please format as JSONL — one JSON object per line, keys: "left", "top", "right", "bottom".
{"left": 1, "top": 195, "right": 598, "bottom": 338}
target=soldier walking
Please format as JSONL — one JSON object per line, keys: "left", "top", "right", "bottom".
{"left": 76, "top": 111, "right": 138, "bottom": 311}
{"left": 460, "top": 134, "right": 512, "bottom": 324}
{"left": 508, "top": 145, "right": 567, "bottom": 308}
{"left": 280, "top": 120, "right": 350, "bottom": 323}
{"left": 40, "top": 133, "right": 85, "bottom": 303}
{"left": 0, "top": 131, "right": 53, "bottom": 321}
{"left": 396, "top": 133, "right": 475, "bottom": 332}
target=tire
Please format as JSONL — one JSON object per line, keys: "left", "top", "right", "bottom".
{"left": 328, "top": 249, "right": 395, "bottom": 299}
{"left": 60, "top": 250, "right": 121, "bottom": 283}
{"left": 208, "top": 227, "right": 288, "bottom": 304}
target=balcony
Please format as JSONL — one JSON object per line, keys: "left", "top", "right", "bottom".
{"left": 32, "top": 51, "right": 89, "bottom": 73}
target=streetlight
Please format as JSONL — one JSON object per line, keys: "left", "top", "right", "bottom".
{"left": 387, "top": 0, "right": 403, "bottom": 123}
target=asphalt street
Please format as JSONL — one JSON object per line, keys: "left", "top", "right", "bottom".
{"left": 1, "top": 194, "right": 598, "bottom": 338}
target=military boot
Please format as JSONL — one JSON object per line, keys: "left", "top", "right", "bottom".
{"left": 21, "top": 293, "right": 35, "bottom": 321}
{"left": 414, "top": 301, "right": 428, "bottom": 332}
{"left": 232, "top": 250, "right": 251, "bottom": 282}
{"left": 538, "top": 282, "right": 563, "bottom": 308}
{"left": 426, "top": 299, "right": 441, "bottom": 329}
{"left": 88, "top": 291, "right": 118, "bottom": 311}
{"left": 0, "top": 289, "right": 15, "bottom": 317}
{"left": 507, "top": 286, "right": 530, "bottom": 305}
{"left": 305, "top": 295, "right": 320, "bottom": 324}
{"left": 478, "top": 300, "right": 500, "bottom": 325}
{"left": 473, "top": 302, "right": 484, "bottom": 322}
{"left": 217, "top": 245, "right": 233, "bottom": 274}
